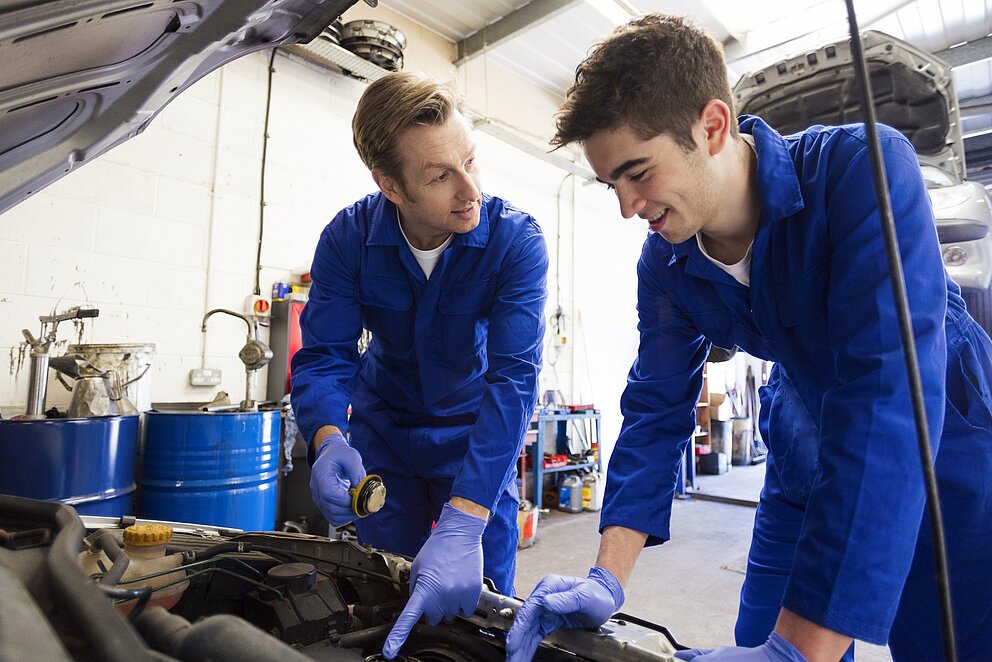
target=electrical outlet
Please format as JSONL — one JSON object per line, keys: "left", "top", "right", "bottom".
{"left": 190, "top": 368, "right": 223, "bottom": 386}
{"left": 246, "top": 294, "right": 271, "bottom": 318}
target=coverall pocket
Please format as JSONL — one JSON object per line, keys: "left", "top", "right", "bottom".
{"left": 944, "top": 330, "right": 992, "bottom": 434}
{"left": 439, "top": 279, "right": 495, "bottom": 354}
{"left": 357, "top": 277, "right": 414, "bottom": 350}
{"left": 758, "top": 368, "right": 820, "bottom": 505}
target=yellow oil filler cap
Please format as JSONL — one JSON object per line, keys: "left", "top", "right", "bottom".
{"left": 123, "top": 523, "right": 174, "bottom": 547}
{"left": 350, "top": 474, "right": 387, "bottom": 518}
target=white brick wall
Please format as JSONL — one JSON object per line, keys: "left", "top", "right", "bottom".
{"left": 0, "top": 50, "right": 639, "bottom": 437}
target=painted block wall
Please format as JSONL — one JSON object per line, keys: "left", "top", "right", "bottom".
{"left": 0, "top": 49, "right": 604, "bottom": 421}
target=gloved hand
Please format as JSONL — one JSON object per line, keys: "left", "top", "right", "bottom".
{"left": 309, "top": 432, "right": 365, "bottom": 528}
{"left": 505, "top": 566, "right": 624, "bottom": 662}
{"left": 674, "top": 633, "right": 807, "bottom": 661}
{"left": 382, "top": 503, "right": 486, "bottom": 659}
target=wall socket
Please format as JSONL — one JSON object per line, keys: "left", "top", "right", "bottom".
{"left": 189, "top": 368, "right": 223, "bottom": 386}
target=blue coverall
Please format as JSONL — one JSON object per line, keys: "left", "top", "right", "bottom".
{"left": 291, "top": 192, "right": 547, "bottom": 596}
{"left": 602, "top": 116, "right": 992, "bottom": 660}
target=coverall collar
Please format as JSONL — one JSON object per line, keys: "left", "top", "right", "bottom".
{"left": 365, "top": 193, "right": 491, "bottom": 248}
{"left": 668, "top": 115, "right": 806, "bottom": 268}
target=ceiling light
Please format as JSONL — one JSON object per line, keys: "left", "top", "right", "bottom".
{"left": 584, "top": 0, "right": 634, "bottom": 26}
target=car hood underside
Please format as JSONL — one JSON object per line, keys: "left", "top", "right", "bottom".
{"left": 0, "top": 0, "right": 359, "bottom": 215}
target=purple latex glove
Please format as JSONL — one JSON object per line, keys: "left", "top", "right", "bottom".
{"left": 381, "top": 503, "right": 486, "bottom": 659}
{"left": 505, "top": 566, "right": 624, "bottom": 662}
{"left": 674, "top": 633, "right": 808, "bottom": 661}
{"left": 309, "top": 432, "right": 365, "bottom": 528}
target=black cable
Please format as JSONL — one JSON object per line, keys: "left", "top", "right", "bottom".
{"left": 842, "top": 4, "right": 956, "bottom": 660}
{"left": 186, "top": 540, "right": 301, "bottom": 564}
{"left": 255, "top": 47, "right": 279, "bottom": 297}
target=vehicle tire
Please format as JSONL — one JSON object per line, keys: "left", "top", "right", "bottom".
{"left": 962, "top": 287, "right": 992, "bottom": 336}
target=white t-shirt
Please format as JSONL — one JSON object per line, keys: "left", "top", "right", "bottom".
{"left": 696, "top": 133, "right": 757, "bottom": 287}
{"left": 398, "top": 215, "right": 453, "bottom": 279}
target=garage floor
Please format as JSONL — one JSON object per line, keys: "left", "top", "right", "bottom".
{"left": 514, "top": 463, "right": 892, "bottom": 661}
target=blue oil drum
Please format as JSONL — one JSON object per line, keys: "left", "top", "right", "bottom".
{"left": 140, "top": 411, "right": 280, "bottom": 530}
{"left": 0, "top": 415, "right": 138, "bottom": 516}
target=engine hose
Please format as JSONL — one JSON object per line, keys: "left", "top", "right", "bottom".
{"left": 97, "top": 584, "right": 152, "bottom": 622}
{"left": 89, "top": 528, "right": 129, "bottom": 587}
{"left": 134, "top": 607, "right": 311, "bottom": 662}
{"left": 843, "top": 3, "right": 956, "bottom": 660}
{"left": 183, "top": 541, "right": 301, "bottom": 564}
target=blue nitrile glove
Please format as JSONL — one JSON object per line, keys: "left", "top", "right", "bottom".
{"left": 381, "top": 503, "right": 486, "bottom": 659}
{"left": 505, "top": 566, "right": 624, "bottom": 662}
{"left": 309, "top": 432, "right": 366, "bottom": 528}
{"left": 674, "top": 633, "right": 807, "bottom": 661}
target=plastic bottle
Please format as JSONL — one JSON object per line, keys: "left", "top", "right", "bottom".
{"left": 79, "top": 523, "right": 189, "bottom": 615}
{"left": 582, "top": 471, "right": 603, "bottom": 512}
{"left": 558, "top": 474, "right": 583, "bottom": 513}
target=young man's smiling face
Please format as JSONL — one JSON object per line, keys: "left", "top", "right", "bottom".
{"left": 375, "top": 111, "right": 482, "bottom": 250}
{"left": 584, "top": 122, "right": 723, "bottom": 246}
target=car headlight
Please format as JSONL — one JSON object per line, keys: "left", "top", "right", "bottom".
{"left": 943, "top": 245, "right": 969, "bottom": 266}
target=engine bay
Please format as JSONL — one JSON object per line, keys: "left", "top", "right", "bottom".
{"left": 1, "top": 494, "right": 683, "bottom": 661}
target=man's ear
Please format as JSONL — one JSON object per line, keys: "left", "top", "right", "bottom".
{"left": 698, "top": 99, "right": 733, "bottom": 156}
{"left": 372, "top": 167, "right": 404, "bottom": 205}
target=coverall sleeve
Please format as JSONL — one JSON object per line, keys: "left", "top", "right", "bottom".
{"left": 782, "top": 131, "right": 948, "bottom": 643}
{"left": 599, "top": 242, "right": 710, "bottom": 545}
{"left": 449, "top": 226, "right": 548, "bottom": 512}
{"left": 290, "top": 214, "right": 365, "bottom": 447}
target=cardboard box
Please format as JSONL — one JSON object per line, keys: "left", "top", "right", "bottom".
{"left": 517, "top": 507, "right": 538, "bottom": 548}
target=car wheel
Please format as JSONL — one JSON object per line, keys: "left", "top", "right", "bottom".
{"left": 962, "top": 287, "right": 992, "bottom": 336}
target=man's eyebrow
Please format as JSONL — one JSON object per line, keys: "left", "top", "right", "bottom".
{"left": 609, "top": 157, "right": 649, "bottom": 182}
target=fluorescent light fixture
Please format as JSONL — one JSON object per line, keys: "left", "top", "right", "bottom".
{"left": 470, "top": 114, "right": 596, "bottom": 181}
{"left": 584, "top": 0, "right": 634, "bottom": 26}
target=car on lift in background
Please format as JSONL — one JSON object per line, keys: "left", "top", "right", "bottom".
{"left": 734, "top": 30, "right": 992, "bottom": 333}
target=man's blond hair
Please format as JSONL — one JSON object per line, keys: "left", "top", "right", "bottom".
{"left": 353, "top": 72, "right": 465, "bottom": 182}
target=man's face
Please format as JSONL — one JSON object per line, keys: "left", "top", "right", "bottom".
{"left": 583, "top": 123, "right": 720, "bottom": 245}
{"left": 379, "top": 112, "right": 482, "bottom": 250}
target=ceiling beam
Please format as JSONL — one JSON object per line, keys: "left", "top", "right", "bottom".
{"left": 456, "top": 0, "right": 581, "bottom": 64}
{"left": 960, "top": 93, "right": 992, "bottom": 120}
{"left": 936, "top": 35, "right": 992, "bottom": 68}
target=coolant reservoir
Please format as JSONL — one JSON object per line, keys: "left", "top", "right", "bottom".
{"left": 79, "top": 523, "right": 189, "bottom": 615}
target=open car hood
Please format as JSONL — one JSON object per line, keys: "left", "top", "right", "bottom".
{"left": 733, "top": 30, "right": 965, "bottom": 182}
{"left": 0, "top": 0, "right": 361, "bottom": 216}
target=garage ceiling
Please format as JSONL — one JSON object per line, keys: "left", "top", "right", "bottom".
{"left": 377, "top": 0, "right": 992, "bottom": 183}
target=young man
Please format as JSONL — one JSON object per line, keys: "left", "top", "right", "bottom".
{"left": 290, "top": 72, "right": 547, "bottom": 659}
{"left": 506, "top": 14, "right": 992, "bottom": 662}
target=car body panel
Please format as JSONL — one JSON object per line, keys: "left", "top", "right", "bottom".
{"left": 733, "top": 30, "right": 992, "bottom": 294}
{"left": 0, "top": 0, "right": 360, "bottom": 216}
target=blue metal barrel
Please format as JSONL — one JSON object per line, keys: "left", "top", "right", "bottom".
{"left": 139, "top": 411, "right": 280, "bottom": 530}
{"left": 0, "top": 416, "right": 138, "bottom": 516}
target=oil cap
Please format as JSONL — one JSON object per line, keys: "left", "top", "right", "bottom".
{"left": 123, "top": 523, "right": 173, "bottom": 547}
{"left": 350, "top": 474, "right": 386, "bottom": 518}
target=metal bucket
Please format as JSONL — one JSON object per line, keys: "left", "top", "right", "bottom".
{"left": 66, "top": 343, "right": 155, "bottom": 411}
{"left": 139, "top": 411, "right": 280, "bottom": 530}
{"left": 0, "top": 416, "right": 138, "bottom": 516}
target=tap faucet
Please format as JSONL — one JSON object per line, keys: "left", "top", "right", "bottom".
{"left": 201, "top": 308, "right": 273, "bottom": 412}
{"left": 22, "top": 306, "right": 100, "bottom": 419}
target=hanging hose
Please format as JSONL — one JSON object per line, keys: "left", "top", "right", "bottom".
{"left": 842, "top": 3, "right": 956, "bottom": 660}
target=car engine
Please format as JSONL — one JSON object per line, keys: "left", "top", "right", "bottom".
{"left": 1, "top": 494, "right": 683, "bottom": 662}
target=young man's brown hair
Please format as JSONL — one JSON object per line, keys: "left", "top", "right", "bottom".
{"left": 553, "top": 13, "right": 737, "bottom": 153}
{"left": 352, "top": 72, "right": 465, "bottom": 182}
